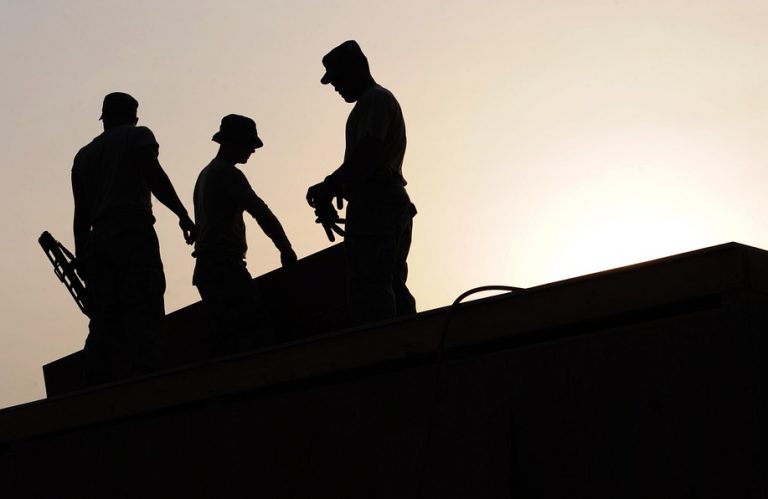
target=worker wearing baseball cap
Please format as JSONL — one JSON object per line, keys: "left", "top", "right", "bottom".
{"left": 307, "top": 40, "right": 416, "bottom": 325}
{"left": 72, "top": 91, "right": 196, "bottom": 383}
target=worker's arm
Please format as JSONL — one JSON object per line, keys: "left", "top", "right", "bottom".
{"left": 324, "top": 135, "right": 384, "bottom": 191}
{"left": 228, "top": 171, "right": 296, "bottom": 266}
{"left": 320, "top": 89, "right": 394, "bottom": 198}
{"left": 306, "top": 135, "right": 383, "bottom": 208}
{"left": 251, "top": 202, "right": 297, "bottom": 266}
{"left": 136, "top": 145, "right": 196, "bottom": 244}
{"left": 71, "top": 171, "right": 90, "bottom": 259}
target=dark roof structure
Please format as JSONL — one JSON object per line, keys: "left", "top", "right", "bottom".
{"left": 1, "top": 242, "right": 767, "bottom": 498}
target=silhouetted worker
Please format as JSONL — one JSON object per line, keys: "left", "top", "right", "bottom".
{"left": 307, "top": 40, "right": 417, "bottom": 325}
{"left": 72, "top": 92, "right": 196, "bottom": 383}
{"left": 193, "top": 114, "right": 297, "bottom": 355}
{"left": 307, "top": 40, "right": 416, "bottom": 323}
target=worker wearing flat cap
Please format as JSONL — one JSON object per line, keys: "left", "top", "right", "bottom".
{"left": 193, "top": 114, "right": 296, "bottom": 355}
{"left": 307, "top": 40, "right": 416, "bottom": 325}
{"left": 72, "top": 92, "right": 196, "bottom": 383}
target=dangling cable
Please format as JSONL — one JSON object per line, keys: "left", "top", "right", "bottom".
{"left": 415, "top": 285, "right": 524, "bottom": 498}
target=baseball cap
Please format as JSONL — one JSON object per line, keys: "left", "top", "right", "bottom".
{"left": 99, "top": 92, "right": 138, "bottom": 120}
{"left": 321, "top": 40, "right": 368, "bottom": 84}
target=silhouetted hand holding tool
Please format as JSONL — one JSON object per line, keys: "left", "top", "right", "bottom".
{"left": 307, "top": 181, "right": 346, "bottom": 241}
{"left": 39, "top": 231, "right": 88, "bottom": 315}
{"left": 315, "top": 204, "right": 346, "bottom": 242}
{"left": 306, "top": 181, "right": 333, "bottom": 209}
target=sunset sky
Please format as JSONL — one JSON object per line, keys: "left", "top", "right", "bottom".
{"left": 2, "top": 0, "right": 768, "bottom": 408}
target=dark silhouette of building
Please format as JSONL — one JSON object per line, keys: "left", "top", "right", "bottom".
{"left": 2, "top": 242, "right": 768, "bottom": 498}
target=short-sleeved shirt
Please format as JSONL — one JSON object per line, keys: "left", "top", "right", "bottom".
{"left": 345, "top": 84, "right": 407, "bottom": 187}
{"left": 72, "top": 124, "right": 157, "bottom": 226}
{"left": 193, "top": 158, "right": 288, "bottom": 258}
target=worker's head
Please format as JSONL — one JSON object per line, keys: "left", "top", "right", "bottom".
{"left": 213, "top": 114, "right": 263, "bottom": 164}
{"left": 321, "top": 40, "right": 373, "bottom": 103}
{"left": 100, "top": 92, "right": 139, "bottom": 129}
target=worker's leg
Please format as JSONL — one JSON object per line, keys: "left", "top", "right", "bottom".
{"left": 345, "top": 230, "right": 398, "bottom": 325}
{"left": 118, "top": 224, "right": 166, "bottom": 375}
{"left": 345, "top": 194, "right": 415, "bottom": 325}
{"left": 194, "top": 255, "right": 275, "bottom": 357}
{"left": 83, "top": 244, "right": 124, "bottom": 384}
{"left": 393, "top": 209, "right": 416, "bottom": 317}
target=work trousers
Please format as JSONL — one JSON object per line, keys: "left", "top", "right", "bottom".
{"left": 83, "top": 219, "right": 165, "bottom": 383}
{"left": 193, "top": 254, "right": 276, "bottom": 357}
{"left": 345, "top": 182, "right": 416, "bottom": 326}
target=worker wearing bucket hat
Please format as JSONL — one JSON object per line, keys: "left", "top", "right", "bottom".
{"left": 192, "top": 114, "right": 296, "bottom": 355}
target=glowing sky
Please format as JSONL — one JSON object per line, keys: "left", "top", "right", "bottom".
{"left": 2, "top": 0, "right": 768, "bottom": 408}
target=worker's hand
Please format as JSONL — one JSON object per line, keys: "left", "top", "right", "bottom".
{"left": 318, "top": 218, "right": 345, "bottom": 242}
{"left": 179, "top": 214, "right": 197, "bottom": 245}
{"left": 280, "top": 248, "right": 298, "bottom": 267}
{"left": 314, "top": 202, "right": 345, "bottom": 242}
{"left": 306, "top": 181, "right": 333, "bottom": 208}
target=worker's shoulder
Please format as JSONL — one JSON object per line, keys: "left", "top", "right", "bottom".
{"left": 77, "top": 125, "right": 156, "bottom": 151}
{"left": 132, "top": 124, "right": 154, "bottom": 134}
{"left": 76, "top": 128, "right": 107, "bottom": 150}
{"left": 362, "top": 84, "right": 398, "bottom": 102}
{"left": 356, "top": 85, "right": 402, "bottom": 114}
{"left": 198, "top": 159, "right": 247, "bottom": 185}
{"left": 72, "top": 131, "right": 106, "bottom": 169}
{"left": 129, "top": 125, "right": 158, "bottom": 146}
{"left": 105, "top": 124, "right": 158, "bottom": 148}
{"left": 105, "top": 123, "right": 157, "bottom": 141}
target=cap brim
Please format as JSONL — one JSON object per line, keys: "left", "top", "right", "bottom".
{"left": 99, "top": 112, "right": 137, "bottom": 121}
